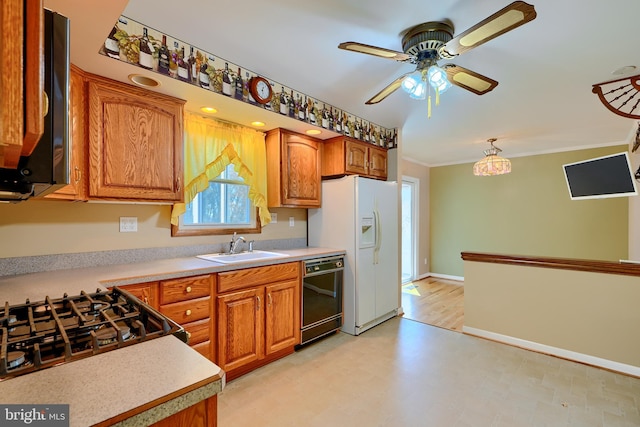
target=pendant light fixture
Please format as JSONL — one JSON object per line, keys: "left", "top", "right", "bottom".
{"left": 473, "top": 138, "right": 511, "bottom": 176}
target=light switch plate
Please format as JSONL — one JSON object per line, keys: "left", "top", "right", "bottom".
{"left": 271, "top": 213, "right": 278, "bottom": 223}
{"left": 119, "top": 217, "right": 138, "bottom": 232}
{"left": 289, "top": 217, "right": 294, "bottom": 227}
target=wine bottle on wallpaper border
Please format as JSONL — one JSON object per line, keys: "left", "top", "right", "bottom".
{"left": 321, "top": 104, "right": 329, "bottom": 129}
{"left": 177, "top": 46, "right": 190, "bottom": 82}
{"left": 288, "top": 90, "right": 295, "bottom": 118}
{"left": 235, "top": 68, "right": 244, "bottom": 100}
{"left": 222, "top": 63, "right": 232, "bottom": 96}
{"left": 328, "top": 107, "right": 335, "bottom": 131}
{"left": 157, "top": 35, "right": 170, "bottom": 75}
{"left": 138, "top": 27, "right": 153, "bottom": 70}
{"left": 335, "top": 112, "right": 342, "bottom": 133}
{"left": 199, "top": 58, "right": 210, "bottom": 89}
{"left": 244, "top": 72, "right": 251, "bottom": 101}
{"left": 105, "top": 26, "right": 120, "bottom": 59}
{"left": 279, "top": 87, "right": 288, "bottom": 115}
{"left": 169, "top": 41, "right": 179, "bottom": 77}
{"left": 188, "top": 46, "right": 197, "bottom": 83}
{"left": 297, "top": 95, "right": 305, "bottom": 121}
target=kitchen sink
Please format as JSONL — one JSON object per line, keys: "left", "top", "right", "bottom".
{"left": 196, "top": 250, "right": 289, "bottom": 264}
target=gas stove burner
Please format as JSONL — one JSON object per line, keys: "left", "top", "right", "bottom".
{"left": 7, "top": 351, "right": 27, "bottom": 369}
{"left": 4, "top": 314, "right": 17, "bottom": 325}
{"left": 33, "top": 303, "right": 63, "bottom": 317}
{"left": 35, "top": 319, "right": 57, "bottom": 333}
{"left": 8, "top": 325, "right": 30, "bottom": 338}
{"left": 61, "top": 316, "right": 78, "bottom": 328}
{"left": 1, "top": 287, "right": 183, "bottom": 380}
{"left": 95, "top": 325, "right": 131, "bottom": 345}
{"left": 74, "top": 300, "right": 111, "bottom": 314}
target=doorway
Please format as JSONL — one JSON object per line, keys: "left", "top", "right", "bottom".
{"left": 401, "top": 176, "right": 418, "bottom": 284}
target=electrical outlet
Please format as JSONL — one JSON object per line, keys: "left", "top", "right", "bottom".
{"left": 289, "top": 217, "right": 295, "bottom": 227}
{"left": 271, "top": 213, "right": 278, "bottom": 223}
{"left": 119, "top": 217, "right": 138, "bottom": 232}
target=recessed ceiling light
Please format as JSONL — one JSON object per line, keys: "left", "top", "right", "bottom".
{"left": 251, "top": 121, "right": 265, "bottom": 127}
{"left": 306, "top": 129, "right": 322, "bottom": 135}
{"left": 128, "top": 74, "right": 161, "bottom": 88}
{"left": 200, "top": 106, "right": 218, "bottom": 114}
{"left": 612, "top": 65, "right": 637, "bottom": 75}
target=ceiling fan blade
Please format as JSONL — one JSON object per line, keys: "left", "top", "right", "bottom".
{"left": 444, "top": 65, "right": 498, "bottom": 95}
{"left": 365, "top": 73, "right": 411, "bottom": 104}
{"left": 441, "top": 1, "right": 537, "bottom": 57}
{"left": 339, "top": 42, "right": 414, "bottom": 63}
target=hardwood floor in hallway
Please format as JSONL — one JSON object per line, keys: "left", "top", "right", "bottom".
{"left": 401, "top": 276, "right": 464, "bottom": 331}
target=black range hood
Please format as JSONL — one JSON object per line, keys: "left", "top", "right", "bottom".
{"left": 0, "top": 9, "right": 70, "bottom": 202}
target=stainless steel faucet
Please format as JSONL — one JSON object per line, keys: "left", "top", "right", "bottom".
{"left": 229, "top": 232, "right": 246, "bottom": 254}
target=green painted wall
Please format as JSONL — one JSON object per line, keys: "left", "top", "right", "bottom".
{"left": 430, "top": 145, "right": 630, "bottom": 277}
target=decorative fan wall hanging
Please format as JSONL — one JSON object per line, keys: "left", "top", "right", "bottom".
{"left": 592, "top": 74, "right": 640, "bottom": 119}
{"left": 337, "top": 1, "right": 537, "bottom": 115}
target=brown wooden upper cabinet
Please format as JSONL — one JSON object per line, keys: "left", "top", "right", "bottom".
{"left": 46, "top": 66, "right": 185, "bottom": 203}
{"left": 0, "top": 0, "right": 45, "bottom": 168}
{"left": 265, "top": 128, "right": 321, "bottom": 208}
{"left": 321, "top": 136, "right": 388, "bottom": 180}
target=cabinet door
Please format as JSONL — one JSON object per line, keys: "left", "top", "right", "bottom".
{"left": 46, "top": 65, "right": 87, "bottom": 200}
{"left": 0, "top": 0, "right": 44, "bottom": 168}
{"left": 217, "top": 288, "right": 263, "bottom": 372}
{"left": 87, "top": 77, "right": 184, "bottom": 201}
{"left": 281, "top": 132, "right": 321, "bottom": 207}
{"left": 266, "top": 128, "right": 321, "bottom": 208}
{"left": 345, "top": 139, "right": 368, "bottom": 175}
{"left": 265, "top": 279, "right": 300, "bottom": 354}
{"left": 367, "top": 145, "right": 388, "bottom": 179}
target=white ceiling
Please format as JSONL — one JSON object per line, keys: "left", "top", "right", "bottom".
{"left": 45, "top": 0, "right": 640, "bottom": 166}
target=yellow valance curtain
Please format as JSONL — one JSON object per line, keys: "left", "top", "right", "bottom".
{"left": 170, "top": 112, "right": 271, "bottom": 226}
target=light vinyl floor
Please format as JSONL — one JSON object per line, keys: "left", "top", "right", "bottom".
{"left": 218, "top": 317, "right": 640, "bottom": 426}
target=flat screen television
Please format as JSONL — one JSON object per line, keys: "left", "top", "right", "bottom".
{"left": 562, "top": 152, "right": 638, "bottom": 200}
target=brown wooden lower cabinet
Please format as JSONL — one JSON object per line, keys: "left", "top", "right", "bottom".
{"left": 217, "top": 262, "right": 301, "bottom": 380}
{"left": 151, "top": 395, "right": 217, "bottom": 427}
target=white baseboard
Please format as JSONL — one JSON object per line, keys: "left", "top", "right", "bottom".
{"left": 463, "top": 326, "right": 640, "bottom": 378}
{"left": 427, "top": 272, "right": 464, "bottom": 282}
{"left": 409, "top": 272, "right": 465, "bottom": 282}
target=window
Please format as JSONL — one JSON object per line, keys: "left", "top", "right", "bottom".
{"left": 172, "top": 164, "right": 261, "bottom": 236}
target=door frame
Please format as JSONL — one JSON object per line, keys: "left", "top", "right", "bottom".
{"left": 401, "top": 175, "right": 419, "bottom": 283}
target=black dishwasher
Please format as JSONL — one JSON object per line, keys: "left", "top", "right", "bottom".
{"left": 300, "top": 256, "right": 344, "bottom": 346}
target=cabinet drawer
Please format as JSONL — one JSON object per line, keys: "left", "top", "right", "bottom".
{"left": 218, "top": 262, "right": 299, "bottom": 293}
{"left": 160, "top": 296, "right": 210, "bottom": 324}
{"left": 183, "top": 318, "right": 211, "bottom": 346}
{"left": 160, "top": 275, "right": 212, "bottom": 305}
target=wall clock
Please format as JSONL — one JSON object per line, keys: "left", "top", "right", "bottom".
{"left": 249, "top": 76, "right": 273, "bottom": 105}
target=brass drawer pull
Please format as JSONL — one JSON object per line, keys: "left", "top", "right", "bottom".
{"left": 186, "top": 286, "right": 192, "bottom": 293}
{"left": 185, "top": 309, "right": 192, "bottom": 316}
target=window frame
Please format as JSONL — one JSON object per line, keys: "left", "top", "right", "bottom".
{"left": 171, "top": 165, "right": 262, "bottom": 237}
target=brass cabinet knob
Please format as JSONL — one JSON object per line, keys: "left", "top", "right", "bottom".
{"left": 186, "top": 286, "right": 192, "bottom": 293}
{"left": 185, "top": 309, "right": 192, "bottom": 316}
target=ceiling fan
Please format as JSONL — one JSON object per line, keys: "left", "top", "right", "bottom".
{"left": 339, "top": 1, "right": 537, "bottom": 105}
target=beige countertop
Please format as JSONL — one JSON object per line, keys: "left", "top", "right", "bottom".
{"left": 0, "top": 246, "right": 343, "bottom": 425}
{"left": 0, "top": 247, "right": 344, "bottom": 303}
{"left": 0, "top": 335, "right": 225, "bottom": 427}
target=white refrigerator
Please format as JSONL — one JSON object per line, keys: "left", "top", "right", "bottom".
{"left": 308, "top": 175, "right": 399, "bottom": 335}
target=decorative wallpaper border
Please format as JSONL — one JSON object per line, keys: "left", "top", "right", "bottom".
{"left": 99, "top": 16, "right": 398, "bottom": 148}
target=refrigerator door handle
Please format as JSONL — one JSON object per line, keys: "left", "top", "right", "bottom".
{"left": 373, "top": 207, "right": 381, "bottom": 264}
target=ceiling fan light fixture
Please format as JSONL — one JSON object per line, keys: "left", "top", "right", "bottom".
{"left": 427, "top": 65, "right": 451, "bottom": 93}
{"left": 401, "top": 71, "right": 422, "bottom": 93}
{"left": 409, "top": 80, "right": 428, "bottom": 100}
{"left": 473, "top": 138, "right": 511, "bottom": 176}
